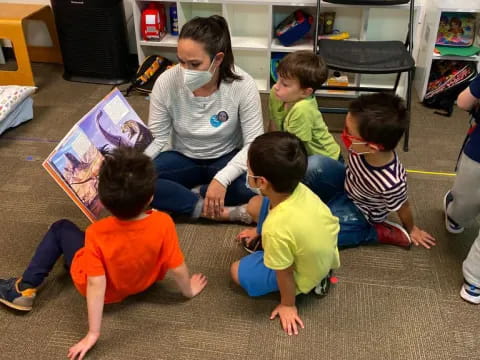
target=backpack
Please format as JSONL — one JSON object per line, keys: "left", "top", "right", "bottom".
{"left": 275, "top": 10, "right": 313, "bottom": 47}
{"left": 125, "top": 55, "right": 174, "bottom": 96}
{"left": 423, "top": 61, "right": 477, "bottom": 117}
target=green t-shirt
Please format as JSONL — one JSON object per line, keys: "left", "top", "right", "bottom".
{"left": 262, "top": 183, "right": 340, "bottom": 294}
{"left": 269, "top": 89, "right": 340, "bottom": 160}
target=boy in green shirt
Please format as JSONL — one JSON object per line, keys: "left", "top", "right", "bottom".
{"left": 230, "top": 132, "right": 340, "bottom": 335}
{"left": 270, "top": 50, "right": 340, "bottom": 161}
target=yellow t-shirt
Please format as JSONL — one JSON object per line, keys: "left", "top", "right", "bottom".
{"left": 262, "top": 183, "right": 340, "bottom": 294}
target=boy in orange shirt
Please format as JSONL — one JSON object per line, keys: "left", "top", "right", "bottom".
{"left": 0, "top": 147, "right": 207, "bottom": 360}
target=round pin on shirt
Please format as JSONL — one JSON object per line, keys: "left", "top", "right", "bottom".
{"left": 210, "top": 115, "right": 221, "bottom": 128}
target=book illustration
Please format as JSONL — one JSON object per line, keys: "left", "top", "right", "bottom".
{"left": 49, "top": 132, "right": 104, "bottom": 218}
{"left": 43, "top": 89, "right": 153, "bottom": 222}
{"left": 78, "top": 93, "right": 152, "bottom": 155}
{"left": 436, "top": 13, "right": 475, "bottom": 47}
{"left": 95, "top": 111, "right": 153, "bottom": 153}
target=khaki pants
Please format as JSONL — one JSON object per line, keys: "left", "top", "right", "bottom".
{"left": 448, "top": 153, "right": 480, "bottom": 287}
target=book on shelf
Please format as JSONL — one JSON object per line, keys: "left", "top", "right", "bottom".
{"left": 43, "top": 88, "right": 153, "bottom": 222}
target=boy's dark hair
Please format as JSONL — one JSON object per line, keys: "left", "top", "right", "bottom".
{"left": 277, "top": 51, "right": 328, "bottom": 91}
{"left": 248, "top": 132, "right": 307, "bottom": 193}
{"left": 349, "top": 93, "right": 408, "bottom": 151}
{"left": 180, "top": 15, "right": 242, "bottom": 86}
{"left": 98, "top": 147, "right": 156, "bottom": 220}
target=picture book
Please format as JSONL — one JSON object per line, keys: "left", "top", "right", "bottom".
{"left": 43, "top": 88, "right": 153, "bottom": 222}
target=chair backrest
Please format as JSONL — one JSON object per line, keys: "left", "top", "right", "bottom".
{"left": 323, "top": 0, "right": 409, "bottom": 5}
{"left": 314, "top": 0, "right": 414, "bottom": 54}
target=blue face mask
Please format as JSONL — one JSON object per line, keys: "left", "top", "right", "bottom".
{"left": 245, "top": 174, "right": 261, "bottom": 195}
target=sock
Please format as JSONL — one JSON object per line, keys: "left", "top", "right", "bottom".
{"left": 191, "top": 197, "right": 204, "bottom": 219}
{"left": 191, "top": 185, "right": 202, "bottom": 195}
{"left": 18, "top": 280, "right": 35, "bottom": 291}
{"left": 227, "top": 205, "right": 253, "bottom": 224}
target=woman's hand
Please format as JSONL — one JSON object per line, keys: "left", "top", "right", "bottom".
{"left": 203, "top": 179, "right": 227, "bottom": 218}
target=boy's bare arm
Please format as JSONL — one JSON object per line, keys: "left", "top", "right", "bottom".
{"left": 68, "top": 275, "right": 106, "bottom": 360}
{"left": 396, "top": 201, "right": 436, "bottom": 249}
{"left": 270, "top": 266, "right": 304, "bottom": 335}
{"left": 169, "top": 262, "right": 207, "bottom": 298}
{"left": 457, "top": 87, "right": 479, "bottom": 111}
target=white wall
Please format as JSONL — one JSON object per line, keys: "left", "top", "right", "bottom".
{"left": 0, "top": 0, "right": 137, "bottom": 53}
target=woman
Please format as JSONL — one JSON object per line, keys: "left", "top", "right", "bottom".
{"left": 145, "top": 15, "right": 264, "bottom": 221}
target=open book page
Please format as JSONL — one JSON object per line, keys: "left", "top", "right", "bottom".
{"left": 43, "top": 88, "right": 153, "bottom": 222}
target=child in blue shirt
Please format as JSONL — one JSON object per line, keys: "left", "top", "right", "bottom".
{"left": 444, "top": 74, "right": 480, "bottom": 304}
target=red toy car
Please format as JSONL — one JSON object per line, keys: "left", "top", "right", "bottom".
{"left": 141, "top": 3, "right": 166, "bottom": 41}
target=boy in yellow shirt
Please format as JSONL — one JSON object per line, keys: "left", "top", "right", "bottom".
{"left": 230, "top": 132, "right": 340, "bottom": 335}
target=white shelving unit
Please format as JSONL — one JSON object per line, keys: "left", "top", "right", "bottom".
{"left": 414, "top": 0, "right": 480, "bottom": 101}
{"left": 131, "top": 0, "right": 423, "bottom": 94}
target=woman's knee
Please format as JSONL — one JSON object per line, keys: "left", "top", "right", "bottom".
{"left": 153, "top": 151, "right": 191, "bottom": 173}
{"left": 307, "top": 154, "right": 344, "bottom": 174}
{"left": 246, "top": 195, "right": 263, "bottom": 222}
{"left": 304, "top": 154, "right": 346, "bottom": 187}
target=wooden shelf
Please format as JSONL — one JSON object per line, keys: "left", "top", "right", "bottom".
{"left": 253, "top": 78, "right": 268, "bottom": 92}
{"left": 133, "top": 0, "right": 423, "bottom": 96}
{"left": 231, "top": 36, "right": 269, "bottom": 50}
{"left": 414, "top": 1, "right": 480, "bottom": 101}
{"left": 139, "top": 34, "right": 179, "bottom": 48}
{"left": 432, "top": 53, "right": 480, "bottom": 62}
{"left": 271, "top": 38, "right": 313, "bottom": 52}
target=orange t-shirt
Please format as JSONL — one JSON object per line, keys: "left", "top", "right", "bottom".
{"left": 70, "top": 210, "right": 184, "bottom": 304}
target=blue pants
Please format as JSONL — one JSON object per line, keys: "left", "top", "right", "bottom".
{"left": 258, "top": 154, "right": 377, "bottom": 248}
{"left": 152, "top": 150, "right": 256, "bottom": 217}
{"left": 22, "top": 220, "right": 85, "bottom": 288}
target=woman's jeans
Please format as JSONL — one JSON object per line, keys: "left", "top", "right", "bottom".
{"left": 301, "top": 154, "right": 377, "bottom": 247}
{"left": 152, "top": 150, "right": 255, "bottom": 218}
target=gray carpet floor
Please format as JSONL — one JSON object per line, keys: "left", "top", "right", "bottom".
{"left": 0, "top": 63, "right": 478, "bottom": 359}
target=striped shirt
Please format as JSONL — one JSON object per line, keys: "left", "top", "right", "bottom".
{"left": 345, "top": 151, "right": 407, "bottom": 223}
{"left": 145, "top": 64, "right": 264, "bottom": 187}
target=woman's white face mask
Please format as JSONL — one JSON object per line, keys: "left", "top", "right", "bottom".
{"left": 183, "top": 59, "right": 217, "bottom": 92}
{"left": 245, "top": 174, "right": 262, "bottom": 195}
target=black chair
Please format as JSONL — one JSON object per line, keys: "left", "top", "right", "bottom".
{"left": 314, "top": 0, "right": 415, "bottom": 151}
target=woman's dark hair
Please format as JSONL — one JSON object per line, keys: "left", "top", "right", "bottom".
{"left": 179, "top": 15, "right": 242, "bottom": 85}
{"left": 98, "top": 147, "right": 156, "bottom": 220}
{"left": 248, "top": 132, "right": 307, "bottom": 193}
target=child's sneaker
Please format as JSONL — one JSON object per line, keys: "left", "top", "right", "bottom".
{"left": 313, "top": 270, "right": 335, "bottom": 297}
{"left": 241, "top": 236, "right": 262, "bottom": 254}
{"left": 0, "top": 278, "right": 36, "bottom": 311}
{"left": 443, "top": 191, "right": 465, "bottom": 234}
{"left": 460, "top": 280, "right": 480, "bottom": 304}
{"left": 373, "top": 220, "right": 411, "bottom": 249}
